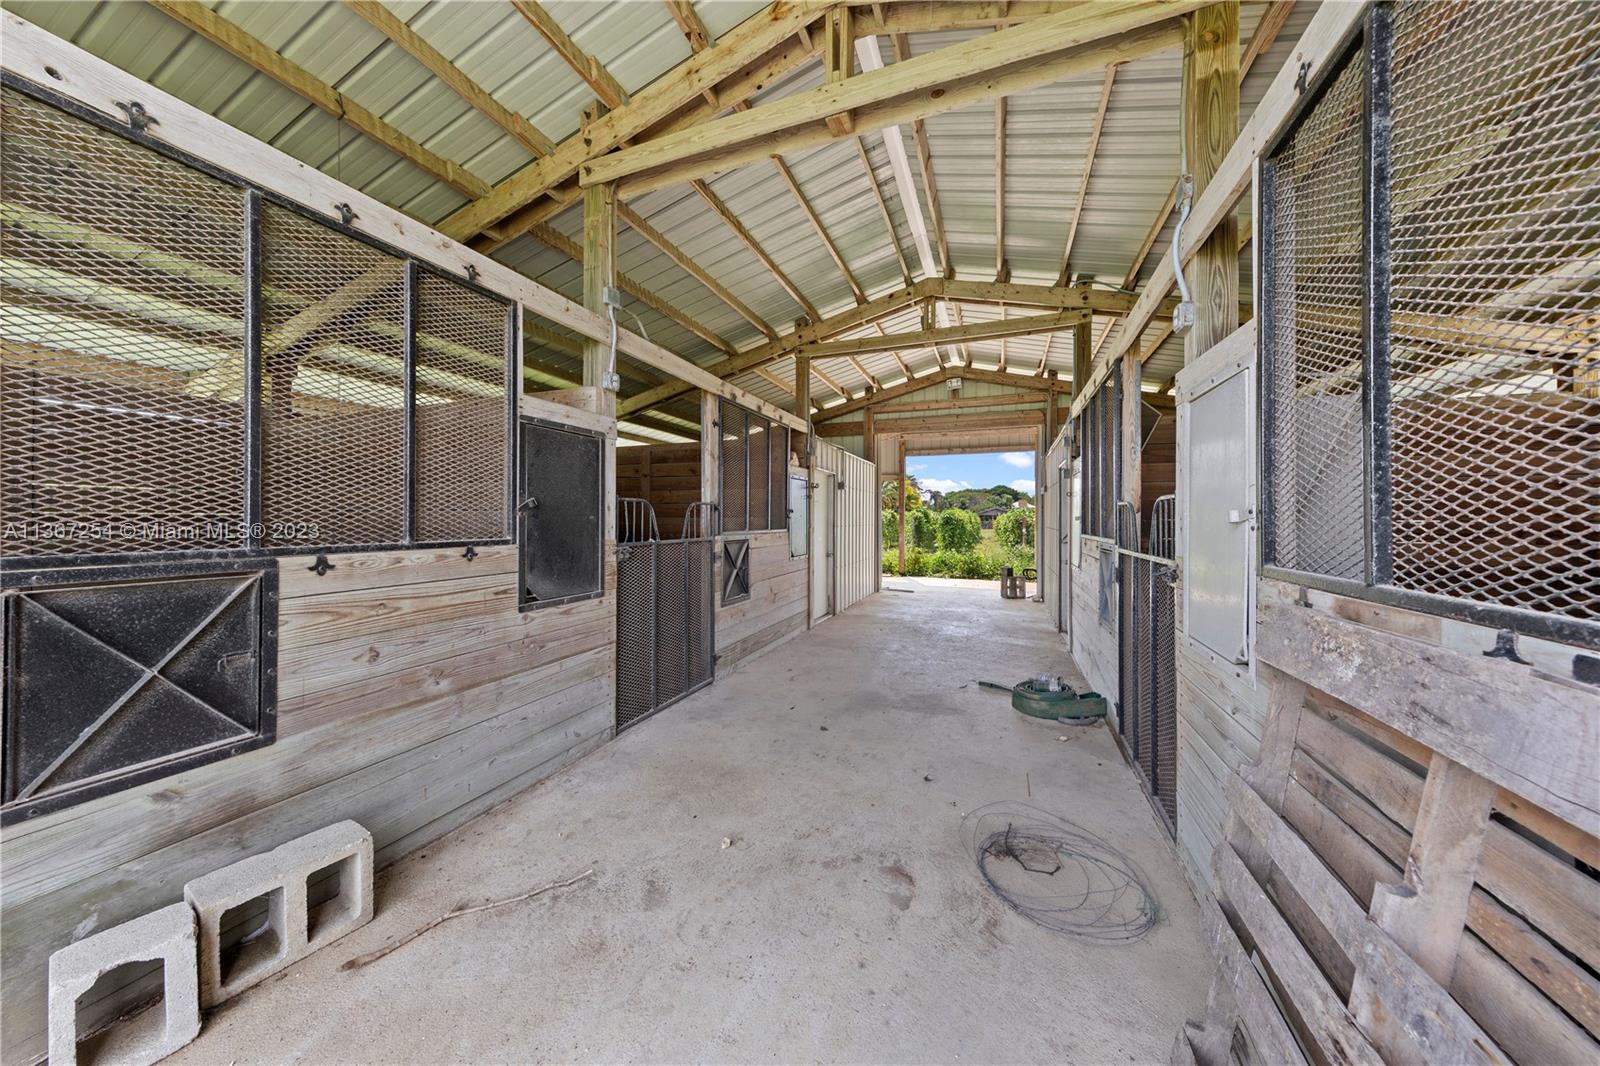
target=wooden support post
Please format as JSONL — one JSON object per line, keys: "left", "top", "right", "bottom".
{"left": 1120, "top": 353, "right": 1141, "bottom": 532}
{"left": 582, "top": 182, "right": 618, "bottom": 418}
{"left": 1044, "top": 370, "right": 1060, "bottom": 444}
{"left": 862, "top": 408, "right": 876, "bottom": 464}
{"left": 898, "top": 439, "right": 908, "bottom": 575}
{"left": 701, "top": 390, "right": 720, "bottom": 530}
{"left": 823, "top": 6, "right": 855, "bottom": 135}
{"left": 1072, "top": 318, "right": 1091, "bottom": 399}
{"left": 1181, "top": 3, "right": 1240, "bottom": 362}
{"left": 795, "top": 351, "right": 812, "bottom": 469}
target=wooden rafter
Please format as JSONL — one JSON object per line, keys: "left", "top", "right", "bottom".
{"left": 512, "top": 1, "right": 629, "bottom": 109}
{"left": 797, "top": 309, "right": 1087, "bottom": 361}
{"left": 525, "top": 222, "right": 735, "bottom": 355}
{"left": 810, "top": 361, "right": 851, "bottom": 399}
{"left": 995, "top": 96, "right": 1008, "bottom": 281}
{"left": 147, "top": 0, "right": 489, "bottom": 198}
{"left": 771, "top": 155, "right": 867, "bottom": 304}
{"left": 846, "top": 354, "right": 882, "bottom": 390}
{"left": 816, "top": 366, "right": 1070, "bottom": 421}
{"left": 1057, "top": 63, "right": 1118, "bottom": 285}
{"left": 691, "top": 178, "right": 820, "bottom": 321}
{"left": 580, "top": 4, "right": 1200, "bottom": 194}
{"left": 1123, "top": 178, "right": 1179, "bottom": 291}
{"left": 343, "top": 0, "right": 554, "bottom": 156}
{"left": 662, "top": 0, "right": 720, "bottom": 107}
{"left": 616, "top": 202, "right": 776, "bottom": 340}
{"left": 441, "top": 3, "right": 825, "bottom": 242}
{"left": 855, "top": 138, "right": 914, "bottom": 287}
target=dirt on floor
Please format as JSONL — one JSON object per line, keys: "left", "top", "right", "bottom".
{"left": 169, "top": 580, "right": 1212, "bottom": 1065}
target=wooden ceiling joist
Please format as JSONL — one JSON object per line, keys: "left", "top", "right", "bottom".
{"left": 855, "top": 138, "right": 914, "bottom": 287}
{"left": 1057, "top": 63, "right": 1118, "bottom": 285}
{"left": 512, "top": 1, "right": 630, "bottom": 109}
{"left": 147, "top": 0, "right": 490, "bottom": 198}
{"left": 579, "top": 2, "right": 1201, "bottom": 194}
{"left": 616, "top": 202, "right": 777, "bottom": 340}
{"left": 440, "top": 2, "right": 826, "bottom": 242}
{"left": 662, "top": 0, "right": 721, "bottom": 107}
{"left": 994, "top": 96, "right": 1008, "bottom": 282}
{"left": 848, "top": 1, "right": 1086, "bottom": 37}
{"left": 691, "top": 178, "right": 820, "bottom": 322}
{"left": 343, "top": 0, "right": 554, "bottom": 157}
{"left": 772, "top": 155, "right": 867, "bottom": 304}
{"left": 817, "top": 408, "right": 1044, "bottom": 438}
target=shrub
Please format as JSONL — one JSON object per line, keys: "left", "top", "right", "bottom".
{"left": 928, "top": 549, "right": 1000, "bottom": 579}
{"left": 902, "top": 547, "right": 932, "bottom": 576}
{"left": 936, "top": 509, "right": 981, "bottom": 553}
{"left": 909, "top": 508, "right": 938, "bottom": 550}
{"left": 882, "top": 549, "right": 899, "bottom": 574}
{"left": 993, "top": 508, "right": 1035, "bottom": 551}
{"left": 881, "top": 508, "right": 899, "bottom": 546}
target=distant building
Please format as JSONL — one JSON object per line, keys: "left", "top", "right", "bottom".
{"left": 977, "top": 505, "right": 1007, "bottom": 529}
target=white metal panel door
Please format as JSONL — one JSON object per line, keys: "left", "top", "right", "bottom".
{"left": 811, "top": 471, "right": 835, "bottom": 622}
{"left": 1181, "top": 363, "right": 1254, "bottom": 663}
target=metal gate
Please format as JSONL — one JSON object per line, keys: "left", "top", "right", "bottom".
{"left": 615, "top": 500, "right": 715, "bottom": 732}
{"left": 1116, "top": 497, "right": 1178, "bottom": 830}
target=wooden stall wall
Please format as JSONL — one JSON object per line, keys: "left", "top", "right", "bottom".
{"left": 1, "top": 536, "right": 618, "bottom": 1065}
{"left": 715, "top": 530, "right": 807, "bottom": 669}
{"left": 616, "top": 442, "right": 703, "bottom": 539}
{"left": 814, "top": 440, "right": 879, "bottom": 614}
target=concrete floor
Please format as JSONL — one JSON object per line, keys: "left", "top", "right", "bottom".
{"left": 172, "top": 580, "right": 1212, "bottom": 1065}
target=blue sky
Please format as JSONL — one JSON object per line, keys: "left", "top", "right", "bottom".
{"left": 907, "top": 451, "right": 1036, "bottom": 499}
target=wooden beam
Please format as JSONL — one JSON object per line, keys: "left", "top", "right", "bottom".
{"left": 581, "top": 3, "right": 1198, "bottom": 193}
{"left": 691, "top": 178, "right": 820, "bottom": 321}
{"left": 797, "top": 309, "right": 1088, "bottom": 361}
{"left": 662, "top": 0, "right": 720, "bottom": 107}
{"left": 939, "top": 278, "right": 1136, "bottom": 313}
{"left": 848, "top": 1, "right": 1085, "bottom": 36}
{"left": 822, "top": 6, "right": 855, "bottom": 134}
{"left": 440, "top": 2, "right": 825, "bottom": 241}
{"left": 1182, "top": 2, "right": 1241, "bottom": 359}
{"left": 795, "top": 348, "right": 813, "bottom": 445}
{"left": 818, "top": 408, "right": 1044, "bottom": 437}
{"left": 343, "top": 0, "right": 554, "bottom": 156}
{"left": 1057, "top": 63, "right": 1117, "bottom": 285}
{"left": 1123, "top": 178, "right": 1179, "bottom": 291}
{"left": 817, "top": 365, "right": 1070, "bottom": 420}
{"left": 147, "top": 0, "right": 489, "bottom": 198}
{"left": 511, "top": 1, "right": 629, "bottom": 109}
{"left": 995, "top": 95, "right": 1008, "bottom": 281}
{"left": 524, "top": 222, "right": 736, "bottom": 355}
{"left": 771, "top": 155, "right": 866, "bottom": 303}
{"left": 617, "top": 203, "right": 776, "bottom": 340}
{"left": 810, "top": 361, "right": 851, "bottom": 400}
{"left": 871, "top": 392, "right": 1045, "bottom": 416}
{"left": 1072, "top": 318, "right": 1091, "bottom": 397}
{"left": 855, "top": 137, "right": 914, "bottom": 287}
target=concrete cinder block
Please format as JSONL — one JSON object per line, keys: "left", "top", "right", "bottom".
{"left": 183, "top": 820, "right": 373, "bottom": 1007}
{"left": 48, "top": 902, "right": 201, "bottom": 1066}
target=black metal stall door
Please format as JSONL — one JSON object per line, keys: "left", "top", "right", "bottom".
{"left": 616, "top": 537, "right": 715, "bottom": 732}
{"left": 1116, "top": 513, "right": 1178, "bottom": 831}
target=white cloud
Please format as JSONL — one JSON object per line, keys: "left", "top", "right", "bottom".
{"left": 907, "top": 462, "right": 927, "bottom": 473}
{"left": 921, "top": 478, "right": 970, "bottom": 494}
{"left": 1009, "top": 478, "right": 1037, "bottom": 495}
{"left": 1000, "top": 452, "right": 1034, "bottom": 468}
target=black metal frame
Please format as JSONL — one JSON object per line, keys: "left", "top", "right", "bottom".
{"left": 716, "top": 399, "right": 788, "bottom": 533}
{"left": 721, "top": 537, "right": 752, "bottom": 606}
{"left": 1255, "top": 5, "right": 1597, "bottom": 650}
{"left": 516, "top": 416, "right": 607, "bottom": 612}
{"left": 0, "top": 556, "right": 280, "bottom": 824}
{"left": 0, "top": 72, "right": 518, "bottom": 571}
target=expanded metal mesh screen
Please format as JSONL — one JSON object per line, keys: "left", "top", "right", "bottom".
{"left": 0, "top": 83, "right": 514, "bottom": 562}
{"left": 259, "top": 203, "right": 407, "bottom": 547}
{"left": 614, "top": 537, "right": 715, "bottom": 732}
{"left": 414, "top": 270, "right": 510, "bottom": 542}
{"left": 1262, "top": 3, "right": 1600, "bottom": 639}
{"left": 1262, "top": 48, "right": 1368, "bottom": 582}
{"left": 1386, "top": 1, "right": 1599, "bottom": 623}
{"left": 0, "top": 85, "right": 247, "bottom": 556}
{"left": 1117, "top": 497, "right": 1177, "bottom": 832}
{"left": 1079, "top": 376, "right": 1121, "bottom": 539}
{"left": 718, "top": 398, "right": 787, "bottom": 532}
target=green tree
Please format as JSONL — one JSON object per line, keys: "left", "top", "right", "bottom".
{"left": 910, "top": 508, "right": 937, "bottom": 550}
{"left": 994, "top": 508, "right": 1035, "bottom": 551}
{"left": 880, "top": 475, "right": 925, "bottom": 511}
{"left": 936, "top": 508, "right": 981, "bottom": 553}
{"left": 881, "top": 508, "right": 899, "bottom": 545}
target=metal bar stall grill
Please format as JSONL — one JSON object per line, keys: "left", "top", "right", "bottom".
{"left": 1114, "top": 499, "right": 1177, "bottom": 834}
{"left": 1258, "top": 0, "right": 1600, "bottom": 649}
{"left": 614, "top": 501, "right": 716, "bottom": 733}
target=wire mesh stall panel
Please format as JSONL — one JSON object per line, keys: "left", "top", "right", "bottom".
{"left": 718, "top": 398, "right": 789, "bottom": 532}
{"left": 614, "top": 533, "right": 715, "bottom": 732}
{"left": 1115, "top": 503, "right": 1178, "bottom": 832}
{"left": 0, "top": 78, "right": 517, "bottom": 565}
{"left": 1259, "top": 1, "right": 1599, "bottom": 647}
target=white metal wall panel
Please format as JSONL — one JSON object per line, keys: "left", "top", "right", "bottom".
{"left": 815, "top": 440, "right": 879, "bottom": 614}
